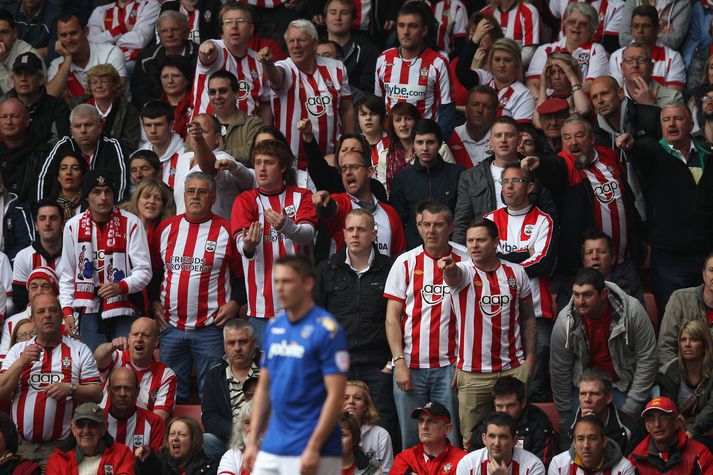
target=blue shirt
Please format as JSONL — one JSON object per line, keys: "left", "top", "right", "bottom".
{"left": 261, "top": 305, "right": 349, "bottom": 456}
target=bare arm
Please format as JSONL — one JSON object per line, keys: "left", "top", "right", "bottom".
{"left": 46, "top": 44, "right": 72, "bottom": 98}
{"left": 520, "top": 297, "right": 537, "bottom": 371}
{"left": 189, "top": 122, "right": 217, "bottom": 175}
{"left": 93, "top": 338, "right": 126, "bottom": 370}
{"left": 0, "top": 346, "right": 39, "bottom": 399}
{"left": 257, "top": 47, "right": 285, "bottom": 92}
{"left": 71, "top": 382, "right": 103, "bottom": 404}
{"left": 340, "top": 96, "right": 355, "bottom": 134}
{"left": 386, "top": 299, "right": 412, "bottom": 392}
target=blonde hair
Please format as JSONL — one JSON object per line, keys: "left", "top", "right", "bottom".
{"left": 346, "top": 380, "right": 380, "bottom": 426}
{"left": 678, "top": 320, "right": 713, "bottom": 380}
{"left": 487, "top": 38, "right": 524, "bottom": 83}
{"left": 546, "top": 52, "right": 583, "bottom": 83}
{"left": 85, "top": 64, "right": 121, "bottom": 96}
{"left": 229, "top": 400, "right": 253, "bottom": 450}
{"left": 128, "top": 179, "right": 176, "bottom": 223}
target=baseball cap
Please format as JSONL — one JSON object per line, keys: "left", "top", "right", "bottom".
{"left": 536, "top": 97, "right": 570, "bottom": 116}
{"left": 72, "top": 402, "right": 105, "bottom": 424}
{"left": 82, "top": 169, "right": 116, "bottom": 199}
{"left": 641, "top": 397, "right": 678, "bottom": 418}
{"left": 411, "top": 401, "right": 451, "bottom": 423}
{"left": 12, "top": 52, "right": 43, "bottom": 73}
{"left": 27, "top": 266, "right": 59, "bottom": 294}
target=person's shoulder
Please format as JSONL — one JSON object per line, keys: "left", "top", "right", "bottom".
{"left": 460, "top": 446, "right": 488, "bottom": 465}
{"left": 515, "top": 446, "right": 545, "bottom": 467}
{"left": 550, "top": 449, "right": 573, "bottom": 466}
{"left": 524, "top": 403, "right": 555, "bottom": 430}
{"left": 62, "top": 335, "right": 94, "bottom": 355}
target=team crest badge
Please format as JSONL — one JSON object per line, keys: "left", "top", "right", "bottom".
{"left": 442, "top": 463, "right": 453, "bottom": 473}
{"left": 284, "top": 205, "right": 296, "bottom": 218}
{"left": 300, "top": 325, "right": 314, "bottom": 339}
{"left": 205, "top": 241, "right": 217, "bottom": 252}
{"left": 104, "top": 466, "right": 114, "bottom": 475}
{"left": 203, "top": 10, "right": 211, "bottom": 22}
{"left": 62, "top": 357, "right": 71, "bottom": 368}
{"left": 97, "top": 176, "right": 107, "bottom": 186}
{"left": 508, "top": 277, "right": 517, "bottom": 288}
{"left": 523, "top": 224, "right": 534, "bottom": 236}
{"left": 325, "top": 80, "right": 334, "bottom": 89}
{"left": 319, "top": 317, "right": 339, "bottom": 337}
{"left": 250, "top": 71, "right": 258, "bottom": 79}
{"left": 150, "top": 389, "right": 158, "bottom": 402}
{"left": 133, "top": 435, "right": 144, "bottom": 447}
{"left": 419, "top": 68, "right": 428, "bottom": 78}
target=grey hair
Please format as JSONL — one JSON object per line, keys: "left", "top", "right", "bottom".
{"left": 70, "top": 103, "right": 100, "bottom": 124}
{"left": 285, "top": 19, "right": 319, "bottom": 43}
{"left": 229, "top": 400, "right": 254, "bottom": 450}
{"left": 660, "top": 102, "right": 693, "bottom": 120}
{"left": 623, "top": 41, "right": 652, "bottom": 60}
{"left": 157, "top": 10, "right": 188, "bottom": 31}
{"left": 562, "top": 114, "right": 593, "bottom": 135}
{"left": 184, "top": 171, "right": 216, "bottom": 192}
{"left": 564, "top": 2, "right": 599, "bottom": 34}
{"left": 223, "top": 318, "right": 256, "bottom": 340}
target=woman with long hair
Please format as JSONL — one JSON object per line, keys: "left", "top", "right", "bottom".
{"left": 50, "top": 152, "right": 87, "bottom": 220}
{"left": 533, "top": 52, "right": 593, "bottom": 127}
{"left": 159, "top": 55, "right": 194, "bottom": 139}
{"left": 344, "top": 380, "right": 393, "bottom": 473}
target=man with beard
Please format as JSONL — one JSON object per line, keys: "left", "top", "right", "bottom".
{"left": 522, "top": 116, "right": 641, "bottom": 295}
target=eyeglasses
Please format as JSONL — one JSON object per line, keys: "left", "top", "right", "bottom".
{"left": 222, "top": 18, "right": 251, "bottom": 26}
{"left": 158, "top": 27, "right": 182, "bottom": 35}
{"left": 89, "top": 78, "right": 114, "bottom": 86}
{"left": 702, "top": 96, "right": 713, "bottom": 103}
{"left": 15, "top": 331, "right": 36, "bottom": 341}
{"left": 74, "top": 420, "right": 102, "bottom": 429}
{"left": 500, "top": 178, "right": 527, "bottom": 185}
{"left": 339, "top": 164, "right": 370, "bottom": 174}
{"left": 622, "top": 57, "right": 651, "bottom": 66}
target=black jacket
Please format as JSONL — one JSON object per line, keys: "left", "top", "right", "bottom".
{"left": 138, "top": 448, "right": 217, "bottom": 475}
{"left": 592, "top": 101, "right": 661, "bottom": 151}
{"left": 0, "top": 131, "right": 52, "bottom": 204}
{"left": 3, "top": 193, "right": 34, "bottom": 264}
{"left": 314, "top": 245, "right": 393, "bottom": 367}
{"left": 2, "top": 87, "right": 69, "bottom": 145}
{"left": 160, "top": 0, "right": 221, "bottom": 46}
{"left": 319, "top": 31, "right": 379, "bottom": 93}
{"left": 468, "top": 404, "right": 558, "bottom": 467}
{"left": 69, "top": 95, "right": 141, "bottom": 154}
{"left": 567, "top": 404, "right": 644, "bottom": 456}
{"left": 38, "top": 136, "right": 128, "bottom": 202}
{"left": 533, "top": 146, "right": 643, "bottom": 275}
{"left": 628, "top": 136, "right": 713, "bottom": 255}
{"left": 131, "top": 40, "right": 198, "bottom": 109}
{"left": 390, "top": 155, "right": 464, "bottom": 249}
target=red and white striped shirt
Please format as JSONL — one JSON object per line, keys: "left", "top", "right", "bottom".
{"left": 550, "top": 0, "right": 624, "bottom": 43}
{"left": 480, "top": 1, "right": 541, "bottom": 47}
{"left": 99, "top": 350, "right": 177, "bottom": 414}
{"left": 576, "top": 148, "right": 627, "bottom": 264}
{"left": 12, "top": 245, "right": 61, "bottom": 288}
{"left": 322, "top": 193, "right": 406, "bottom": 257}
{"left": 370, "top": 135, "right": 389, "bottom": 167}
{"left": 232, "top": 186, "right": 317, "bottom": 319}
{"left": 351, "top": 0, "right": 372, "bottom": 30}
{"left": 143, "top": 133, "right": 185, "bottom": 190}
{"left": 483, "top": 206, "right": 555, "bottom": 319}
{"left": 0, "top": 308, "right": 30, "bottom": 362}
{"left": 105, "top": 406, "right": 164, "bottom": 452}
{"left": 151, "top": 214, "right": 241, "bottom": 330}
{"left": 526, "top": 38, "right": 609, "bottom": 81}
{"left": 450, "top": 260, "right": 532, "bottom": 373}
{"left": 448, "top": 124, "right": 491, "bottom": 169}
{"left": 2, "top": 336, "right": 100, "bottom": 442}
{"left": 474, "top": 70, "right": 535, "bottom": 123}
{"left": 375, "top": 47, "right": 454, "bottom": 121}
{"left": 271, "top": 56, "right": 351, "bottom": 170}
{"left": 193, "top": 41, "right": 269, "bottom": 118}
{"left": 456, "top": 446, "right": 546, "bottom": 475}
{"left": 609, "top": 44, "right": 686, "bottom": 88}
{"left": 431, "top": 0, "right": 469, "bottom": 54}
{"left": 384, "top": 244, "right": 468, "bottom": 369}
{"left": 179, "top": 4, "right": 201, "bottom": 44}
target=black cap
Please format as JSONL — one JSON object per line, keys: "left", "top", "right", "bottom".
{"left": 13, "top": 52, "right": 43, "bottom": 73}
{"left": 411, "top": 401, "right": 451, "bottom": 422}
{"left": 82, "top": 169, "right": 116, "bottom": 198}
{"left": 129, "top": 149, "right": 161, "bottom": 172}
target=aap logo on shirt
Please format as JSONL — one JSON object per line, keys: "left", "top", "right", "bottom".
{"left": 479, "top": 294, "right": 511, "bottom": 317}
{"left": 421, "top": 284, "right": 450, "bottom": 305}
{"left": 237, "top": 80, "right": 252, "bottom": 100}
{"left": 306, "top": 95, "right": 332, "bottom": 117}
{"left": 593, "top": 180, "right": 619, "bottom": 204}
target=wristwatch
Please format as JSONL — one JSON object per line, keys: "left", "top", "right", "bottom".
{"left": 69, "top": 383, "right": 77, "bottom": 396}
{"left": 391, "top": 355, "right": 405, "bottom": 366}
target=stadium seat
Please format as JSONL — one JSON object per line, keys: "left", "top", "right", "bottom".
{"left": 644, "top": 293, "right": 659, "bottom": 336}
{"left": 173, "top": 405, "right": 204, "bottom": 431}
{"left": 533, "top": 402, "right": 560, "bottom": 435}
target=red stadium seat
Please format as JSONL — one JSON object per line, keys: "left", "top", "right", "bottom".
{"left": 533, "top": 402, "right": 560, "bottom": 435}
{"left": 644, "top": 293, "right": 659, "bottom": 336}
{"left": 173, "top": 405, "right": 204, "bottom": 431}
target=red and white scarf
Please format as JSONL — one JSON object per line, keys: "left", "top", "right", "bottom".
{"left": 74, "top": 207, "right": 133, "bottom": 318}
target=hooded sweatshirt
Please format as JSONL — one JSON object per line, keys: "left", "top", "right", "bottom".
{"left": 549, "top": 439, "right": 635, "bottom": 474}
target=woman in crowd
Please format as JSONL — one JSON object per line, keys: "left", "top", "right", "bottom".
{"left": 344, "top": 381, "right": 393, "bottom": 474}
{"left": 659, "top": 319, "right": 713, "bottom": 444}
{"left": 159, "top": 55, "right": 194, "bottom": 140}
{"left": 340, "top": 412, "right": 381, "bottom": 475}
{"left": 9, "top": 319, "right": 34, "bottom": 349}
{"left": 218, "top": 401, "right": 254, "bottom": 475}
{"left": 71, "top": 64, "right": 140, "bottom": 153}
{"left": 49, "top": 152, "right": 87, "bottom": 221}
{"left": 376, "top": 102, "right": 454, "bottom": 194}
{"left": 127, "top": 178, "right": 176, "bottom": 243}
{"left": 534, "top": 52, "right": 593, "bottom": 126}
{"left": 138, "top": 417, "right": 217, "bottom": 475}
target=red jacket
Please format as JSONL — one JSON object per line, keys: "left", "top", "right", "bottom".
{"left": 46, "top": 435, "right": 135, "bottom": 475}
{"left": 391, "top": 441, "right": 465, "bottom": 475}
{"left": 628, "top": 428, "right": 713, "bottom": 475}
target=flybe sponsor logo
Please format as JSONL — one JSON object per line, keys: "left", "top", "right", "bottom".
{"left": 500, "top": 242, "right": 527, "bottom": 253}
{"left": 384, "top": 82, "right": 426, "bottom": 100}
{"left": 268, "top": 340, "right": 305, "bottom": 359}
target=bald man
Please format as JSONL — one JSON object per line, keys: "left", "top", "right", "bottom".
{"left": 94, "top": 317, "right": 177, "bottom": 421}
{"left": 105, "top": 367, "right": 165, "bottom": 454}
{"left": 0, "top": 98, "right": 51, "bottom": 203}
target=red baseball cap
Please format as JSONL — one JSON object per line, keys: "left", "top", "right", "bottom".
{"left": 641, "top": 397, "right": 678, "bottom": 418}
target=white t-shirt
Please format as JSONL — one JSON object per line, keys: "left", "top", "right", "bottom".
{"left": 491, "top": 162, "right": 505, "bottom": 209}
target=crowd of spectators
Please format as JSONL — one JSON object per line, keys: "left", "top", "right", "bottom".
{"left": 0, "top": 0, "right": 712, "bottom": 473}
